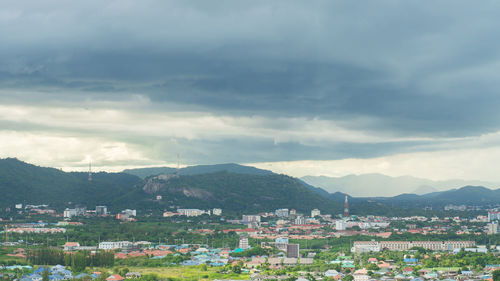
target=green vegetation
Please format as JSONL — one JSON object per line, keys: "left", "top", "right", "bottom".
{"left": 153, "top": 171, "right": 342, "bottom": 214}
{"left": 27, "top": 248, "right": 114, "bottom": 269}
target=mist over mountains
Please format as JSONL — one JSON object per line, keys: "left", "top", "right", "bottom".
{"left": 301, "top": 174, "right": 500, "bottom": 197}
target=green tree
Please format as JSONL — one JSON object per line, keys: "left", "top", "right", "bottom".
{"left": 343, "top": 274, "right": 353, "bottom": 281}
{"left": 492, "top": 269, "right": 500, "bottom": 281}
{"left": 232, "top": 265, "right": 242, "bottom": 274}
{"left": 42, "top": 267, "right": 50, "bottom": 281}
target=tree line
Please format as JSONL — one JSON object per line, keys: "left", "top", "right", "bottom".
{"left": 27, "top": 248, "right": 114, "bottom": 271}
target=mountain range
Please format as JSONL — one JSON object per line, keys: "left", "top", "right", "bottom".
{"left": 1, "top": 158, "right": 499, "bottom": 215}
{"left": 0, "top": 158, "right": 339, "bottom": 214}
{"left": 301, "top": 174, "right": 500, "bottom": 197}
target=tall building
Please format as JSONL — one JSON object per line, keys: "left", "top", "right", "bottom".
{"left": 275, "top": 208, "right": 289, "bottom": 218}
{"left": 96, "top": 206, "right": 107, "bottom": 215}
{"left": 294, "top": 216, "right": 305, "bottom": 225}
{"left": 488, "top": 221, "right": 498, "bottom": 234}
{"left": 335, "top": 220, "right": 346, "bottom": 230}
{"left": 311, "top": 209, "right": 321, "bottom": 218}
{"left": 344, "top": 194, "right": 349, "bottom": 217}
{"left": 239, "top": 237, "right": 249, "bottom": 250}
{"left": 287, "top": 244, "right": 300, "bottom": 258}
{"left": 242, "top": 215, "right": 261, "bottom": 223}
{"left": 488, "top": 211, "right": 500, "bottom": 222}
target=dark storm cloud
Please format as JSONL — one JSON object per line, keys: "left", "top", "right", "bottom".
{"left": 2, "top": 0, "right": 500, "bottom": 166}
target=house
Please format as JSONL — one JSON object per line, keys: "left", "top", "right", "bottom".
{"left": 125, "top": 272, "right": 142, "bottom": 279}
{"left": 268, "top": 257, "right": 283, "bottom": 268}
{"left": 402, "top": 267, "right": 414, "bottom": 275}
{"left": 63, "top": 242, "right": 80, "bottom": 251}
{"left": 324, "top": 270, "right": 343, "bottom": 280}
{"left": 299, "top": 258, "right": 314, "bottom": 265}
{"left": 283, "top": 258, "right": 297, "bottom": 266}
{"left": 246, "top": 257, "right": 266, "bottom": 268}
{"left": 353, "top": 268, "right": 369, "bottom": 281}
{"left": 367, "top": 257, "right": 378, "bottom": 264}
{"left": 106, "top": 274, "right": 125, "bottom": 281}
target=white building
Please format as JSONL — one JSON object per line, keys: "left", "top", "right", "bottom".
{"left": 275, "top": 208, "right": 289, "bottom": 218}
{"left": 212, "top": 208, "right": 222, "bottom": 216}
{"left": 96, "top": 206, "right": 107, "bottom": 215}
{"left": 242, "top": 215, "right": 261, "bottom": 222}
{"left": 239, "top": 237, "right": 249, "bottom": 250}
{"left": 64, "top": 208, "right": 78, "bottom": 218}
{"left": 121, "top": 209, "right": 136, "bottom": 216}
{"left": 488, "top": 222, "right": 498, "bottom": 234}
{"left": 488, "top": 211, "right": 500, "bottom": 222}
{"left": 335, "top": 220, "right": 346, "bottom": 231}
{"left": 98, "top": 241, "right": 133, "bottom": 250}
{"left": 177, "top": 209, "right": 207, "bottom": 217}
{"left": 294, "top": 216, "right": 305, "bottom": 225}
{"left": 311, "top": 209, "right": 321, "bottom": 218}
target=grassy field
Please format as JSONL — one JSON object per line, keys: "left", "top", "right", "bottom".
{"left": 130, "top": 265, "right": 250, "bottom": 281}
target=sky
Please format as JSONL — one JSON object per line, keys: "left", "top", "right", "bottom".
{"left": 2, "top": 1, "right": 500, "bottom": 182}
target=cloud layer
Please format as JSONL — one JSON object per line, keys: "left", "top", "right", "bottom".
{"left": 2, "top": 1, "right": 500, "bottom": 182}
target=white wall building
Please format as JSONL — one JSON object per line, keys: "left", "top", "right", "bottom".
{"left": 98, "top": 241, "right": 133, "bottom": 250}
{"left": 311, "top": 209, "right": 321, "bottom": 218}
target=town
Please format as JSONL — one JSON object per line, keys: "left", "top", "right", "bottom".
{"left": 1, "top": 199, "right": 499, "bottom": 281}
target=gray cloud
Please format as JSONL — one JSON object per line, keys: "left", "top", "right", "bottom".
{"left": 2, "top": 1, "right": 500, "bottom": 173}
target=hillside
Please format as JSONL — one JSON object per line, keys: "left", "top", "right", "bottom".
{"left": 141, "top": 172, "right": 342, "bottom": 214}
{"left": 124, "top": 163, "right": 274, "bottom": 178}
{"left": 0, "top": 158, "right": 341, "bottom": 214}
{"left": 0, "top": 158, "right": 144, "bottom": 210}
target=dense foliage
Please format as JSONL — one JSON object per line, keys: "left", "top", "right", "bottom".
{"left": 27, "top": 248, "right": 114, "bottom": 270}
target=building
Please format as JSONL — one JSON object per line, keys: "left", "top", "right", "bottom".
{"left": 352, "top": 240, "right": 475, "bottom": 253}
{"left": 96, "top": 206, "right": 107, "bottom": 216}
{"left": 63, "top": 242, "right": 80, "bottom": 251}
{"left": 106, "top": 274, "right": 124, "bottom": 281}
{"left": 335, "top": 220, "right": 346, "bottom": 231}
{"left": 286, "top": 244, "right": 300, "bottom": 258}
{"left": 63, "top": 209, "right": 78, "bottom": 218}
{"left": 294, "top": 216, "right": 305, "bottom": 225}
{"left": 488, "top": 222, "right": 498, "bottom": 234}
{"left": 212, "top": 208, "right": 222, "bottom": 216}
{"left": 275, "top": 208, "right": 289, "bottom": 218}
{"left": 352, "top": 241, "right": 380, "bottom": 253}
{"left": 239, "top": 237, "right": 249, "bottom": 250}
{"left": 98, "top": 241, "right": 133, "bottom": 250}
{"left": 242, "top": 215, "right": 261, "bottom": 223}
{"left": 121, "top": 209, "right": 136, "bottom": 216}
{"left": 311, "top": 209, "right": 321, "bottom": 218}
{"left": 177, "top": 209, "right": 207, "bottom": 217}
{"left": 488, "top": 211, "right": 500, "bottom": 222}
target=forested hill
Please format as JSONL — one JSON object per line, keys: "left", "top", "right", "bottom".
{"left": 144, "top": 172, "right": 342, "bottom": 214}
{"left": 0, "top": 158, "right": 341, "bottom": 214}
{"left": 0, "top": 158, "right": 143, "bottom": 210}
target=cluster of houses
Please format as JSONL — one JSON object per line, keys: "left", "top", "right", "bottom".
{"left": 13, "top": 265, "right": 144, "bottom": 281}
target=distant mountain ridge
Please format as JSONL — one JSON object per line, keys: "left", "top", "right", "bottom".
{"left": 1, "top": 158, "right": 499, "bottom": 215}
{"left": 0, "top": 158, "right": 339, "bottom": 214}
{"left": 301, "top": 173, "right": 500, "bottom": 197}
{"left": 369, "top": 185, "right": 500, "bottom": 208}
{"left": 123, "top": 163, "right": 273, "bottom": 178}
